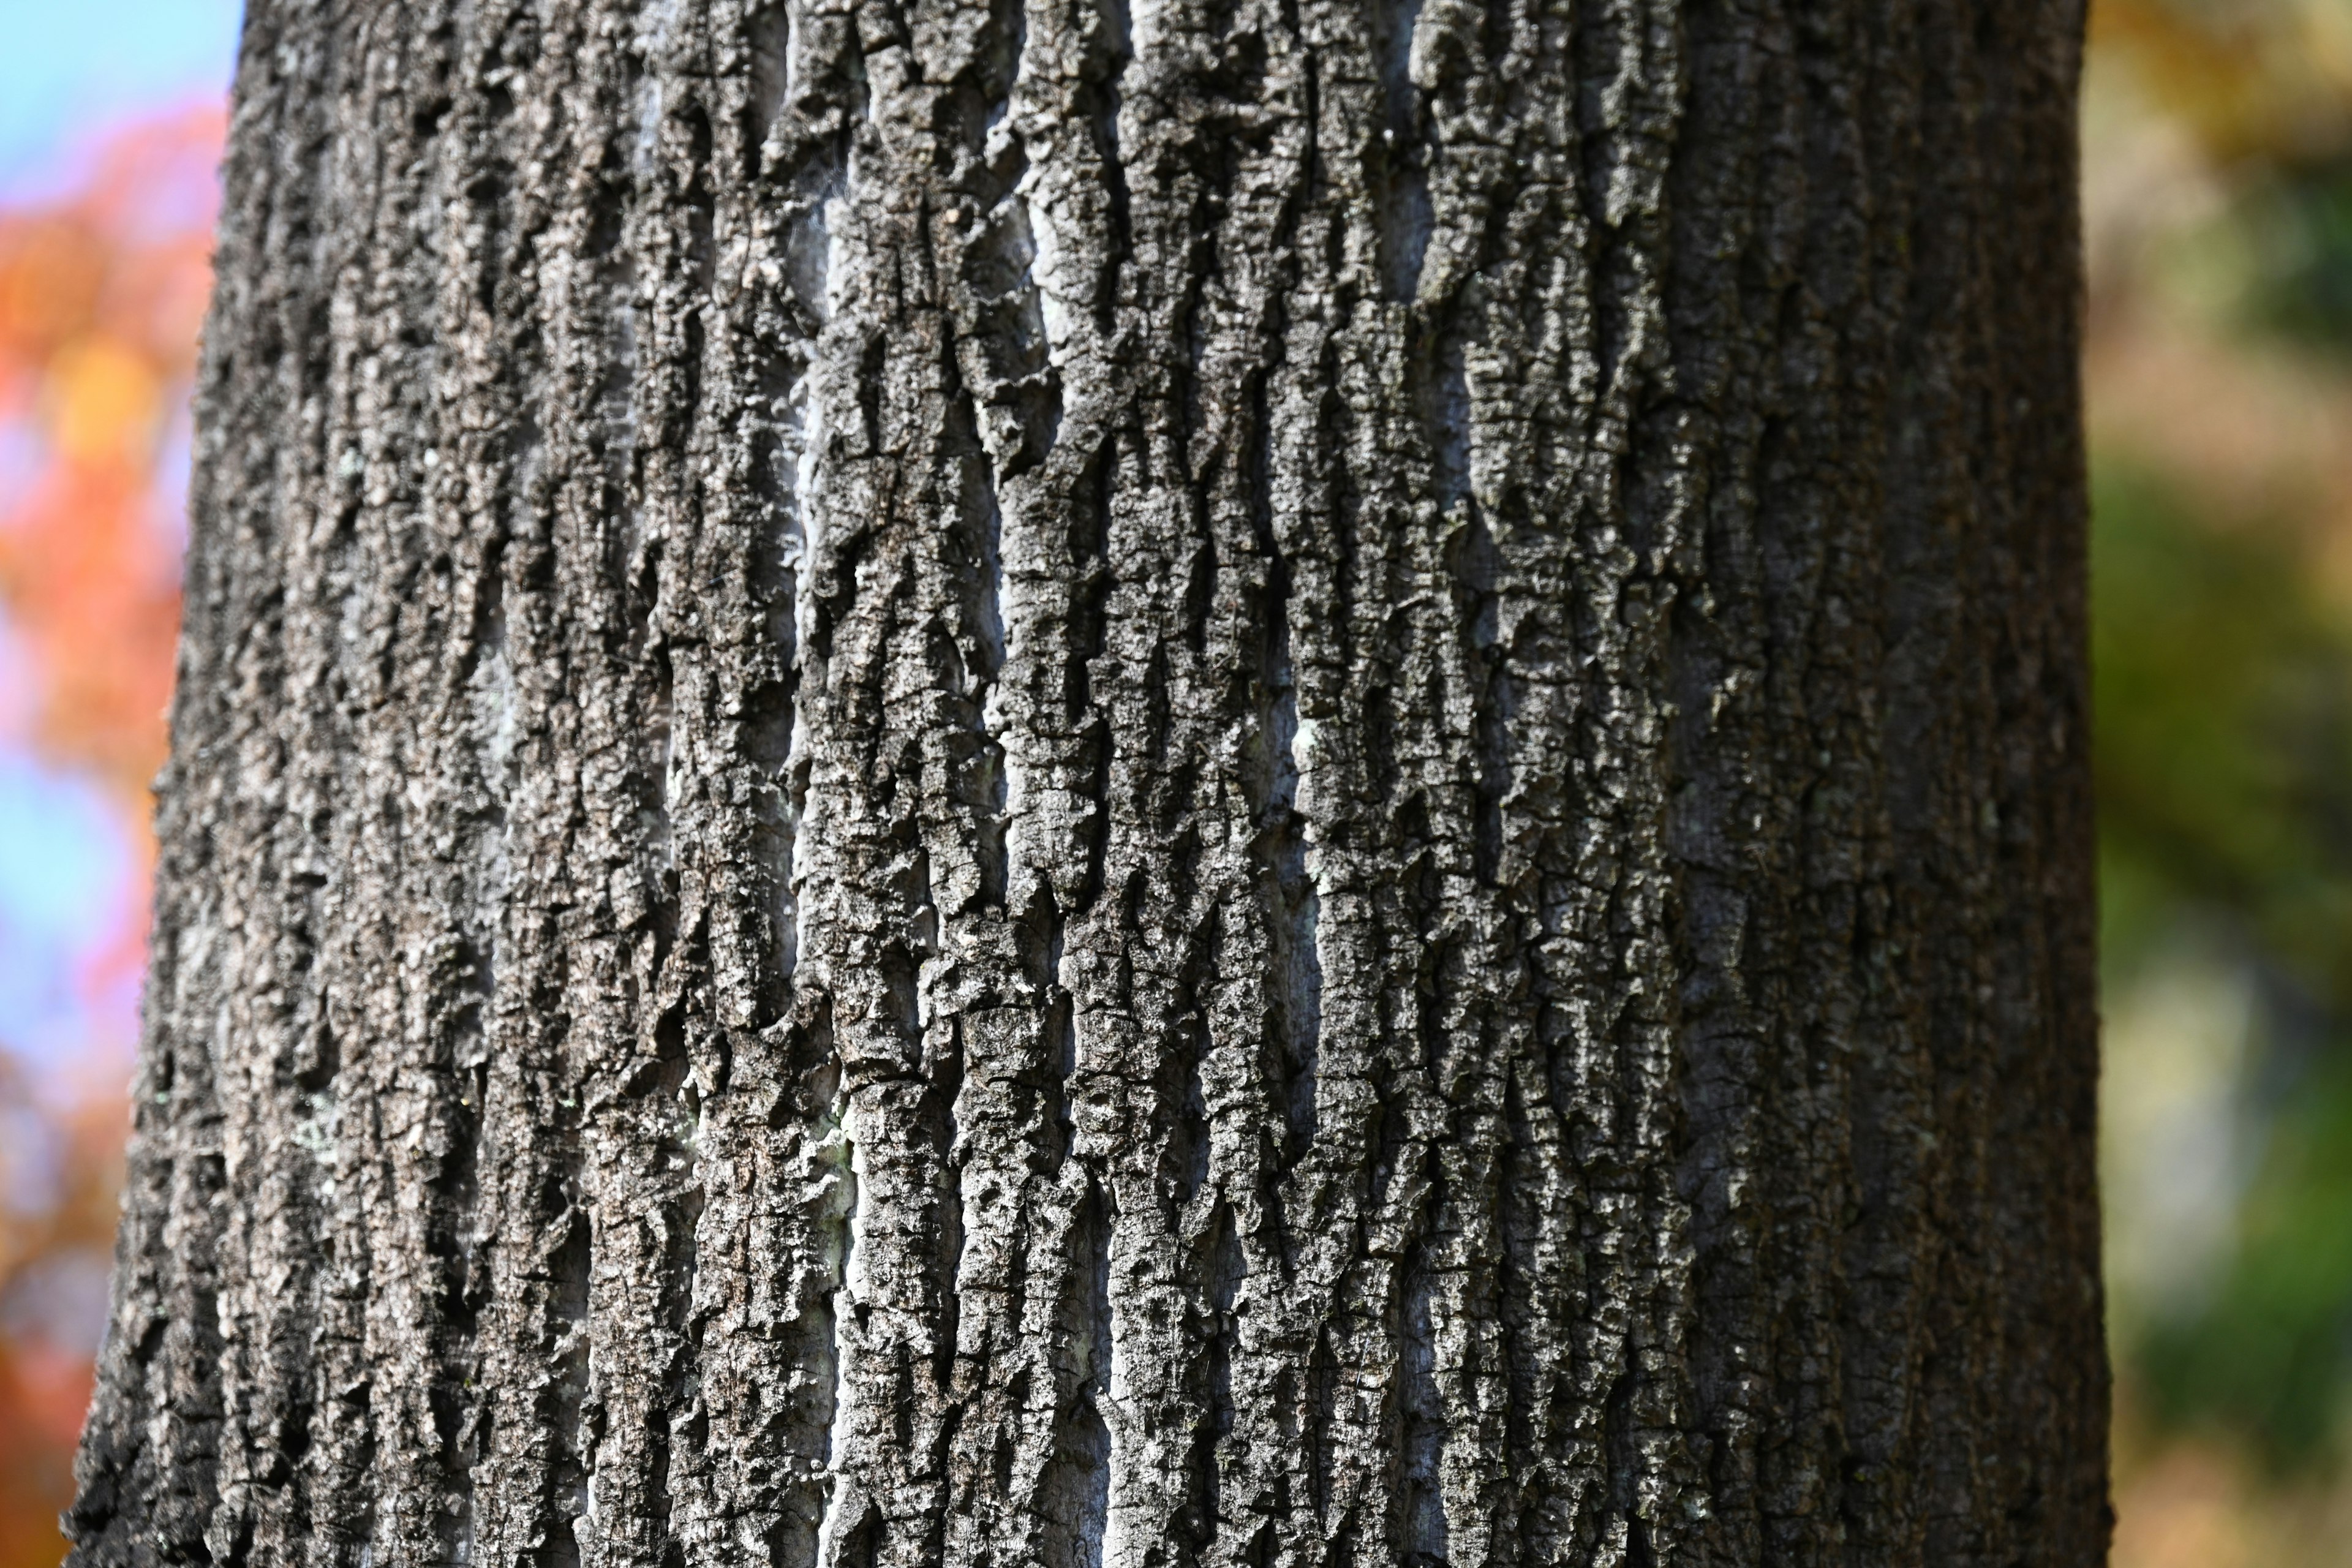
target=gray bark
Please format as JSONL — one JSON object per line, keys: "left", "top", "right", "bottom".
{"left": 70, "top": 0, "right": 2104, "bottom": 1563}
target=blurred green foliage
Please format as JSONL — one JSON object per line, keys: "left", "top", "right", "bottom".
{"left": 2094, "top": 464, "right": 2352, "bottom": 997}
{"left": 2239, "top": 160, "right": 2352, "bottom": 347}
{"left": 2138, "top": 1055, "right": 2352, "bottom": 1467}
{"left": 2153, "top": 156, "right": 2352, "bottom": 350}
{"left": 2096, "top": 458, "right": 2352, "bottom": 1469}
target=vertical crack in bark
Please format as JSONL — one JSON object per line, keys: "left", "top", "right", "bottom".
{"left": 814, "top": 1128, "right": 866, "bottom": 1568}
{"left": 437, "top": 960, "right": 490, "bottom": 1568}
{"left": 1262, "top": 579, "right": 1321, "bottom": 1172}
{"left": 549, "top": 1205, "right": 596, "bottom": 1568}
{"left": 1396, "top": 1223, "right": 1449, "bottom": 1568}
{"left": 1070, "top": 445, "right": 1115, "bottom": 917}
{"left": 1042, "top": 1175, "right": 1117, "bottom": 1568}
{"left": 441, "top": 507, "right": 511, "bottom": 1566}
{"left": 933, "top": 1013, "right": 968, "bottom": 1400}
{"left": 951, "top": 0, "right": 1031, "bottom": 947}
{"left": 1090, "top": 0, "right": 1136, "bottom": 330}
{"left": 748, "top": 2, "right": 793, "bottom": 181}
{"left": 761, "top": 162, "right": 842, "bottom": 1005}
{"left": 1376, "top": 0, "right": 1432, "bottom": 303}
{"left": 947, "top": 329, "right": 1012, "bottom": 911}
{"left": 1450, "top": 503, "right": 1504, "bottom": 888}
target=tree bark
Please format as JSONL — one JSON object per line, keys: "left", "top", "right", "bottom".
{"left": 70, "top": 0, "right": 2104, "bottom": 1563}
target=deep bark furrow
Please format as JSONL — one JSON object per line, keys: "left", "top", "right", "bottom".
{"left": 74, "top": 0, "right": 2103, "bottom": 1564}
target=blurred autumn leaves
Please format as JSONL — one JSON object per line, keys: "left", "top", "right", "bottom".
{"left": 0, "top": 108, "right": 216, "bottom": 1568}
{"left": 0, "top": 110, "right": 213, "bottom": 798}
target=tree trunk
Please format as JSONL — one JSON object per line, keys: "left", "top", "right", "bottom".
{"left": 69, "top": 0, "right": 2103, "bottom": 1562}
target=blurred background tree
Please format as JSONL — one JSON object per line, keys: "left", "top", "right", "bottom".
{"left": 7, "top": 0, "right": 2352, "bottom": 1561}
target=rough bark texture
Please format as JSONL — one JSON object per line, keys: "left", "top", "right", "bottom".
{"left": 70, "top": 0, "right": 2104, "bottom": 1562}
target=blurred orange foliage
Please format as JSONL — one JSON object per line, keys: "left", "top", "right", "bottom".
{"left": 0, "top": 1065, "right": 129, "bottom": 1568}
{"left": 0, "top": 106, "right": 217, "bottom": 801}
{"left": 0, "top": 106, "right": 217, "bottom": 1568}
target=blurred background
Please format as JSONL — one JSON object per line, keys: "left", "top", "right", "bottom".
{"left": 1, "top": 0, "right": 2350, "bottom": 1562}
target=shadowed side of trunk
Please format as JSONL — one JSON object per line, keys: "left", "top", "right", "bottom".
{"left": 69, "top": 0, "right": 2103, "bottom": 1564}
